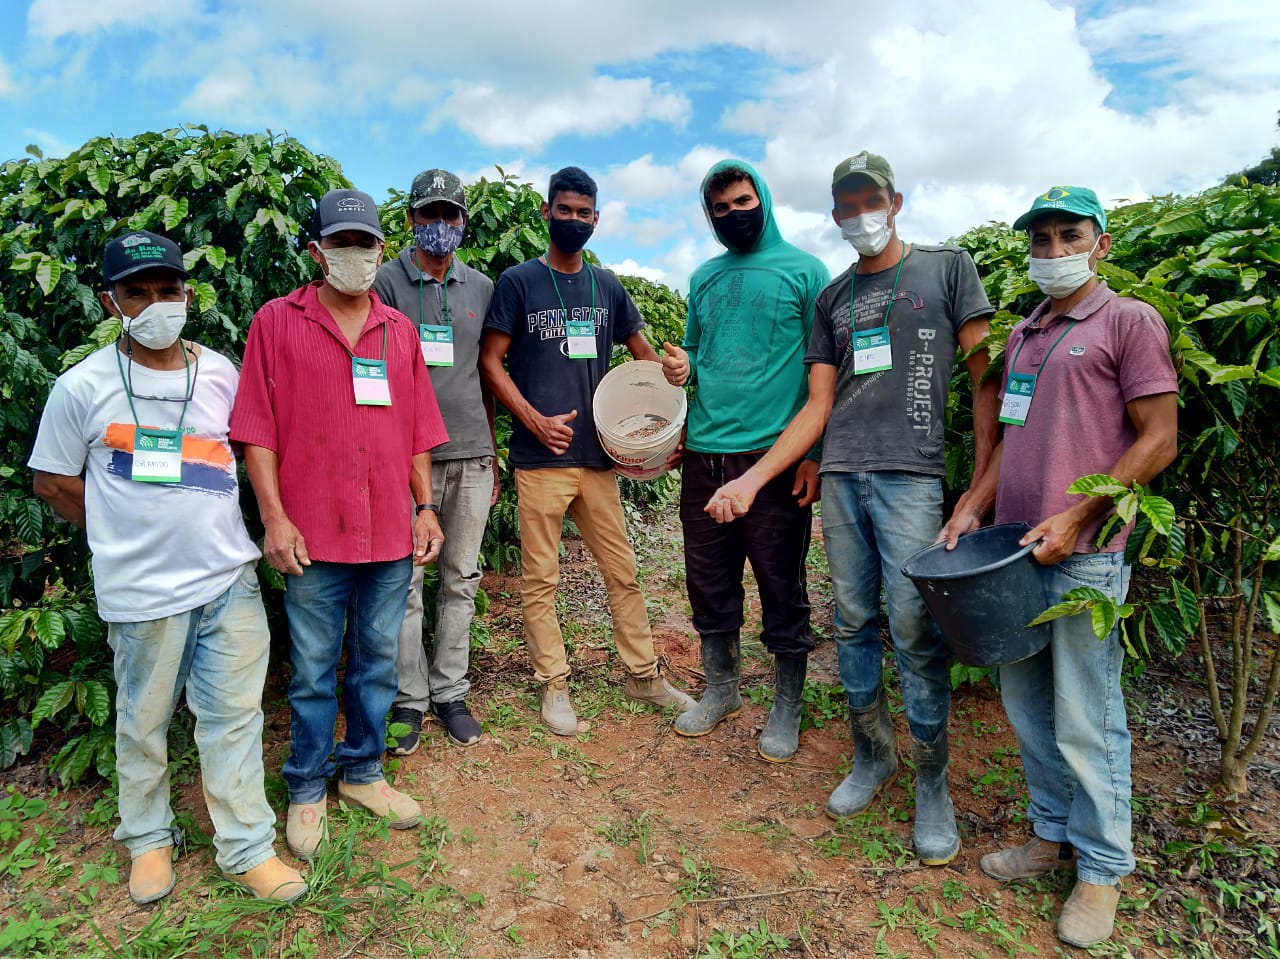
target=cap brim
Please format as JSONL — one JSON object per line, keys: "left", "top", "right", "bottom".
{"left": 1011, "top": 209, "right": 1039, "bottom": 232}
{"left": 319, "top": 221, "right": 385, "bottom": 241}
{"left": 410, "top": 197, "right": 468, "bottom": 215}
{"left": 104, "top": 262, "right": 191, "bottom": 283}
{"left": 833, "top": 171, "right": 891, "bottom": 191}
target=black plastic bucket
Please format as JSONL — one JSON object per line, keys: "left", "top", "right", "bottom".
{"left": 900, "top": 523, "right": 1051, "bottom": 667}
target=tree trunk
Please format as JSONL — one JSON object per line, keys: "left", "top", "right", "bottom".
{"left": 1218, "top": 751, "right": 1250, "bottom": 797}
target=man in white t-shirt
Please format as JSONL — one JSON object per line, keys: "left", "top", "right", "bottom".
{"left": 29, "top": 231, "right": 305, "bottom": 905}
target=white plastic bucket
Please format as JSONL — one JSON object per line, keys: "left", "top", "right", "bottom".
{"left": 593, "top": 360, "right": 687, "bottom": 481}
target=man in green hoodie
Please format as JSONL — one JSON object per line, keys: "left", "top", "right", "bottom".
{"left": 661, "top": 160, "right": 830, "bottom": 762}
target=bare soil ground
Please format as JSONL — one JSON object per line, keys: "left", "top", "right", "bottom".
{"left": 2, "top": 509, "right": 1277, "bottom": 958}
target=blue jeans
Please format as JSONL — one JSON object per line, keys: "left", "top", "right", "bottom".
{"left": 396, "top": 456, "right": 494, "bottom": 710}
{"left": 282, "top": 558, "right": 412, "bottom": 803}
{"left": 823, "top": 471, "right": 949, "bottom": 741}
{"left": 108, "top": 564, "right": 275, "bottom": 874}
{"left": 999, "top": 552, "right": 1134, "bottom": 885}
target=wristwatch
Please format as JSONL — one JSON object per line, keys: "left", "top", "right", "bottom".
{"left": 415, "top": 503, "right": 438, "bottom": 514}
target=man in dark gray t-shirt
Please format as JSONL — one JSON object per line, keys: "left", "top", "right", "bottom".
{"left": 705, "top": 151, "right": 998, "bottom": 869}
{"left": 373, "top": 168, "right": 495, "bottom": 752}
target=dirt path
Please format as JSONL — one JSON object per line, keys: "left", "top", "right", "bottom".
{"left": 1, "top": 509, "right": 1277, "bottom": 958}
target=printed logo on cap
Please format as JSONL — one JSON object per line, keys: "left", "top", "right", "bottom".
{"left": 122, "top": 233, "right": 149, "bottom": 248}
{"left": 1040, "top": 187, "right": 1072, "bottom": 201}
{"left": 431, "top": 174, "right": 446, "bottom": 191}
{"left": 336, "top": 196, "right": 366, "bottom": 212}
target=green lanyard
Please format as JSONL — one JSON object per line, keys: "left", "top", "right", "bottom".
{"left": 114, "top": 341, "right": 192, "bottom": 432}
{"left": 544, "top": 257, "right": 596, "bottom": 323}
{"left": 417, "top": 261, "right": 454, "bottom": 326}
{"left": 849, "top": 243, "right": 906, "bottom": 332}
{"left": 1007, "top": 317, "right": 1077, "bottom": 382}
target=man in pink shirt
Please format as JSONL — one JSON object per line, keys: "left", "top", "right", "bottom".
{"left": 948, "top": 186, "right": 1177, "bottom": 948}
{"left": 231, "top": 188, "right": 448, "bottom": 860}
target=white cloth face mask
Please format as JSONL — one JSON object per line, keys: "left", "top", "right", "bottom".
{"left": 115, "top": 296, "right": 188, "bottom": 350}
{"left": 1027, "top": 238, "right": 1100, "bottom": 298}
{"left": 839, "top": 210, "right": 893, "bottom": 257}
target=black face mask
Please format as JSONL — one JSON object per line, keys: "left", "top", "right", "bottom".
{"left": 715, "top": 206, "right": 765, "bottom": 253}
{"left": 548, "top": 217, "right": 594, "bottom": 254}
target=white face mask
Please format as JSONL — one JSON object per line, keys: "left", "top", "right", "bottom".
{"left": 320, "top": 244, "right": 382, "bottom": 295}
{"left": 1027, "top": 237, "right": 1100, "bottom": 299}
{"left": 839, "top": 210, "right": 893, "bottom": 257}
{"left": 114, "top": 295, "right": 188, "bottom": 350}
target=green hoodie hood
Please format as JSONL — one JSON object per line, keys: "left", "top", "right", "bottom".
{"left": 700, "top": 158, "right": 783, "bottom": 255}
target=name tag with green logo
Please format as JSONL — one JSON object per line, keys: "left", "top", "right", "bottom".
{"left": 352, "top": 357, "right": 391, "bottom": 406}
{"left": 419, "top": 324, "right": 454, "bottom": 367}
{"left": 566, "top": 319, "right": 597, "bottom": 359}
{"left": 852, "top": 325, "right": 892, "bottom": 374}
{"left": 132, "top": 428, "right": 183, "bottom": 483}
{"left": 999, "top": 373, "right": 1037, "bottom": 426}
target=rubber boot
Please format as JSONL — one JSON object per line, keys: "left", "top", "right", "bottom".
{"left": 912, "top": 727, "right": 960, "bottom": 865}
{"left": 826, "top": 689, "right": 898, "bottom": 818}
{"left": 757, "top": 654, "right": 806, "bottom": 763}
{"left": 674, "top": 631, "right": 741, "bottom": 737}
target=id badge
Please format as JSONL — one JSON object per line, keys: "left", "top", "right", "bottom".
{"left": 852, "top": 325, "right": 892, "bottom": 374}
{"left": 566, "top": 318, "right": 597, "bottom": 360}
{"left": 132, "top": 427, "right": 183, "bottom": 483}
{"left": 420, "top": 324, "right": 454, "bottom": 367}
{"left": 999, "top": 373, "right": 1037, "bottom": 426}
{"left": 352, "top": 357, "right": 392, "bottom": 406}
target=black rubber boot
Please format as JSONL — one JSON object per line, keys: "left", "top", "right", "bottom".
{"left": 826, "top": 688, "right": 898, "bottom": 818}
{"left": 674, "top": 631, "right": 741, "bottom": 737}
{"left": 757, "top": 654, "right": 807, "bottom": 762}
{"left": 912, "top": 727, "right": 960, "bottom": 865}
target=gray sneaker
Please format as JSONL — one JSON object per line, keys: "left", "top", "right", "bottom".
{"left": 541, "top": 680, "right": 577, "bottom": 736}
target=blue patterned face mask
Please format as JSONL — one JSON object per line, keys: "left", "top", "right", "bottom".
{"left": 413, "top": 221, "right": 465, "bottom": 256}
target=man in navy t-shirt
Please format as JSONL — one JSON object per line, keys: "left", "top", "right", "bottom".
{"left": 481, "top": 166, "right": 694, "bottom": 735}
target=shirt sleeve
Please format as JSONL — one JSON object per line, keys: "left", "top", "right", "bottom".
{"left": 228, "top": 306, "right": 279, "bottom": 451}
{"left": 682, "top": 281, "right": 703, "bottom": 386}
{"left": 28, "top": 375, "right": 90, "bottom": 476}
{"left": 950, "top": 249, "right": 995, "bottom": 330}
{"left": 1117, "top": 301, "right": 1178, "bottom": 403}
{"left": 483, "top": 271, "right": 521, "bottom": 336}
{"left": 804, "top": 286, "right": 839, "bottom": 367}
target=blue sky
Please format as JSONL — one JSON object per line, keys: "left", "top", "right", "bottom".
{"left": 1, "top": 0, "right": 1276, "bottom": 290}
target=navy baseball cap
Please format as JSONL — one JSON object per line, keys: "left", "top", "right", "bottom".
{"left": 102, "top": 230, "right": 190, "bottom": 285}
{"left": 314, "top": 188, "right": 385, "bottom": 240}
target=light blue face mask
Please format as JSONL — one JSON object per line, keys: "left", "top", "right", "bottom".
{"left": 414, "top": 221, "right": 465, "bottom": 257}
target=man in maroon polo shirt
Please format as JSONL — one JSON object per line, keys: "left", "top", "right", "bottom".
{"left": 231, "top": 188, "right": 448, "bottom": 861}
{"left": 947, "top": 186, "right": 1177, "bottom": 948}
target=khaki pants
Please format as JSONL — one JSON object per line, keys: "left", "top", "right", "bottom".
{"left": 515, "top": 467, "right": 658, "bottom": 685}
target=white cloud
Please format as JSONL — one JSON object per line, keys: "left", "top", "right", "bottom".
{"left": 607, "top": 258, "right": 666, "bottom": 284}
{"left": 6, "top": 0, "right": 1277, "bottom": 285}
{"left": 432, "top": 76, "right": 690, "bottom": 151}
{"left": 21, "top": 128, "right": 77, "bottom": 158}
{"left": 28, "top": 0, "right": 201, "bottom": 38}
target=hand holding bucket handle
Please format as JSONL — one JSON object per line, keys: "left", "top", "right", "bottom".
{"left": 1021, "top": 508, "right": 1084, "bottom": 565}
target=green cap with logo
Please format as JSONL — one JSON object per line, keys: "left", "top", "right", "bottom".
{"left": 831, "top": 151, "right": 895, "bottom": 194}
{"left": 1013, "top": 186, "right": 1107, "bottom": 233}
